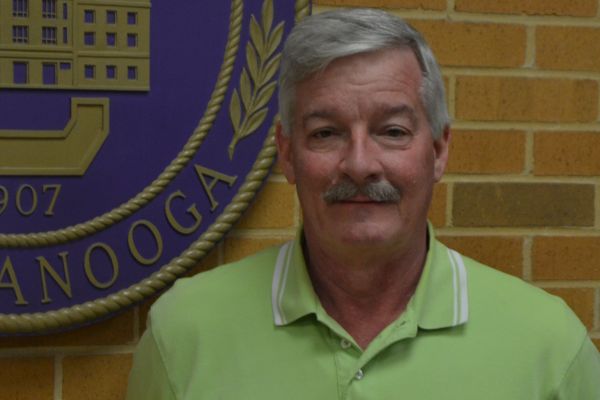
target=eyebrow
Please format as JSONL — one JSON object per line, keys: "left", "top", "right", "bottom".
{"left": 377, "top": 105, "right": 419, "bottom": 130}
{"left": 301, "top": 109, "right": 337, "bottom": 128}
{"left": 302, "top": 104, "right": 419, "bottom": 129}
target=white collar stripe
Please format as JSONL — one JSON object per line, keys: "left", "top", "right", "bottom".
{"left": 276, "top": 243, "right": 294, "bottom": 325}
{"left": 452, "top": 250, "right": 469, "bottom": 324}
{"left": 272, "top": 242, "right": 292, "bottom": 326}
{"left": 449, "top": 249, "right": 469, "bottom": 325}
{"left": 448, "top": 248, "right": 460, "bottom": 326}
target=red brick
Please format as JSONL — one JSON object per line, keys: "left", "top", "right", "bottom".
{"left": 532, "top": 237, "right": 600, "bottom": 281}
{"left": 439, "top": 235, "right": 523, "bottom": 277}
{"left": 447, "top": 130, "right": 525, "bottom": 174}
{"left": 0, "top": 310, "right": 134, "bottom": 348}
{"left": 223, "top": 237, "right": 291, "bottom": 263}
{"left": 0, "top": 357, "right": 53, "bottom": 400}
{"left": 455, "top": 0, "right": 597, "bottom": 17}
{"left": 534, "top": 132, "right": 600, "bottom": 176}
{"left": 410, "top": 20, "right": 526, "bottom": 67}
{"left": 537, "top": 26, "right": 600, "bottom": 72}
{"left": 62, "top": 354, "right": 132, "bottom": 400}
{"left": 236, "top": 182, "right": 296, "bottom": 229}
{"left": 544, "top": 287, "right": 595, "bottom": 330}
{"left": 455, "top": 76, "right": 598, "bottom": 123}
{"left": 314, "top": 0, "right": 446, "bottom": 10}
{"left": 428, "top": 183, "right": 447, "bottom": 228}
{"left": 453, "top": 183, "right": 595, "bottom": 227}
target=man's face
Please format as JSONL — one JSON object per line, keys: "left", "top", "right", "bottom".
{"left": 277, "top": 48, "right": 449, "bottom": 255}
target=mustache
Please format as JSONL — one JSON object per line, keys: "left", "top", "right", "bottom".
{"left": 322, "top": 179, "right": 401, "bottom": 204}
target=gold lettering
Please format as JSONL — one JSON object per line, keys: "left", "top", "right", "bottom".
{"left": 16, "top": 184, "right": 37, "bottom": 216}
{"left": 0, "top": 257, "right": 28, "bottom": 305}
{"left": 128, "top": 220, "right": 164, "bottom": 265}
{"left": 37, "top": 252, "right": 72, "bottom": 304}
{"left": 43, "top": 184, "right": 62, "bottom": 216}
{"left": 165, "top": 191, "right": 203, "bottom": 235}
{"left": 84, "top": 243, "right": 119, "bottom": 289}
{"left": 0, "top": 186, "right": 7, "bottom": 215}
{"left": 194, "top": 164, "right": 237, "bottom": 211}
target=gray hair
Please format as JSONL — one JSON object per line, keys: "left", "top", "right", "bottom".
{"left": 278, "top": 8, "right": 449, "bottom": 139}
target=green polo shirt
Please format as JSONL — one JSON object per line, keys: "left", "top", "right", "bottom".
{"left": 127, "top": 229, "right": 600, "bottom": 399}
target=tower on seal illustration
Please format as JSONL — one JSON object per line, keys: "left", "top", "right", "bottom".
{"left": 0, "top": 0, "right": 150, "bottom": 91}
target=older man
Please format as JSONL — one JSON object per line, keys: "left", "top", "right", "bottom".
{"left": 127, "top": 9, "right": 600, "bottom": 399}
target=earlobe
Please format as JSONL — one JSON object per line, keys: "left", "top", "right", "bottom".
{"left": 275, "top": 122, "right": 296, "bottom": 184}
{"left": 433, "top": 126, "right": 451, "bottom": 182}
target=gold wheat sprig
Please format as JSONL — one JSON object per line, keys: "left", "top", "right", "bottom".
{"left": 228, "top": 0, "right": 284, "bottom": 159}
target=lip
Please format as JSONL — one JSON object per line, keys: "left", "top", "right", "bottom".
{"left": 338, "top": 195, "right": 373, "bottom": 203}
{"left": 335, "top": 196, "right": 388, "bottom": 205}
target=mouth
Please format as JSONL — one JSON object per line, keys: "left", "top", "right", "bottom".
{"left": 338, "top": 195, "right": 384, "bottom": 203}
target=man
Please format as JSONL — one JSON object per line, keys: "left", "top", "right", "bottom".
{"left": 127, "top": 9, "right": 600, "bottom": 399}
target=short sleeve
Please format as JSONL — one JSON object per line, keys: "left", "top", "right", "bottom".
{"left": 126, "top": 322, "right": 177, "bottom": 400}
{"left": 554, "top": 335, "right": 600, "bottom": 399}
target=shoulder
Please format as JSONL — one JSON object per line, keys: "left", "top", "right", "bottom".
{"left": 147, "top": 243, "right": 283, "bottom": 338}
{"left": 453, "top": 248, "right": 588, "bottom": 366}
{"left": 463, "top": 253, "right": 581, "bottom": 332}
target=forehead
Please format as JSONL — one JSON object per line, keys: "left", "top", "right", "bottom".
{"left": 293, "top": 48, "right": 424, "bottom": 122}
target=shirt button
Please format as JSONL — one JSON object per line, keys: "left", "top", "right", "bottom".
{"left": 354, "top": 369, "right": 364, "bottom": 381}
{"left": 340, "top": 339, "right": 352, "bottom": 349}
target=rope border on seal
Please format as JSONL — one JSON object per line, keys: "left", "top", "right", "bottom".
{"left": 0, "top": 0, "right": 243, "bottom": 248}
{"left": 0, "top": 0, "right": 311, "bottom": 334}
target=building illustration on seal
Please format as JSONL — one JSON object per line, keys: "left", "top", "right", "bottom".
{"left": 0, "top": 0, "right": 150, "bottom": 91}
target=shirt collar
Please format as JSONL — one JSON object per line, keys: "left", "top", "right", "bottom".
{"left": 271, "top": 225, "right": 469, "bottom": 330}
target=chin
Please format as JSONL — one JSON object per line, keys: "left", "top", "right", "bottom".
{"left": 338, "top": 226, "right": 396, "bottom": 246}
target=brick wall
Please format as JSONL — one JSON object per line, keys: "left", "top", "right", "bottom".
{"left": 2, "top": 1, "right": 600, "bottom": 398}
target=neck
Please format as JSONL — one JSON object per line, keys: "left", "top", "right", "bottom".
{"left": 303, "top": 230, "right": 428, "bottom": 349}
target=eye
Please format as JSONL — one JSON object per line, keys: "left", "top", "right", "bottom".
{"left": 379, "top": 125, "right": 414, "bottom": 142}
{"left": 311, "top": 128, "right": 336, "bottom": 139}
{"left": 384, "top": 126, "right": 411, "bottom": 138}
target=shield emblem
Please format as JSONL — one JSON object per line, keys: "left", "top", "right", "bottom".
{"left": 0, "top": 0, "right": 310, "bottom": 334}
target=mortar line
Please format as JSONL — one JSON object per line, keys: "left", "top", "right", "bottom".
{"left": 533, "top": 281, "right": 600, "bottom": 288}
{"left": 434, "top": 12, "right": 600, "bottom": 27}
{"left": 524, "top": 25, "right": 536, "bottom": 68}
{"left": 316, "top": 3, "right": 600, "bottom": 26}
{"left": 228, "top": 228, "right": 297, "bottom": 238}
{"left": 447, "top": 66, "right": 600, "bottom": 79}
{"left": 435, "top": 226, "right": 600, "bottom": 236}
{"left": 452, "top": 121, "right": 600, "bottom": 132}
{"left": 0, "top": 344, "right": 137, "bottom": 358}
{"left": 268, "top": 174, "right": 288, "bottom": 183}
{"left": 446, "top": 0, "right": 456, "bottom": 16}
{"left": 441, "top": 174, "right": 599, "bottom": 184}
{"left": 53, "top": 354, "right": 63, "bottom": 400}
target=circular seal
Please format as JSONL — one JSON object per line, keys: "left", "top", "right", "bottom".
{"left": 0, "top": 0, "right": 310, "bottom": 334}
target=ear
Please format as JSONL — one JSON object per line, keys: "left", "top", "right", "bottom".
{"left": 275, "top": 122, "right": 296, "bottom": 184}
{"left": 433, "top": 126, "right": 450, "bottom": 182}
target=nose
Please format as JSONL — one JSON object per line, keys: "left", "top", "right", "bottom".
{"left": 338, "top": 131, "right": 383, "bottom": 185}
